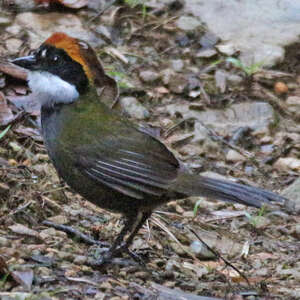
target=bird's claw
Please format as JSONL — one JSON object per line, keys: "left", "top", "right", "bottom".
{"left": 88, "top": 243, "right": 145, "bottom": 267}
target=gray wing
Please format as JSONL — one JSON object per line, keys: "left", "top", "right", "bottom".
{"left": 75, "top": 132, "right": 179, "bottom": 199}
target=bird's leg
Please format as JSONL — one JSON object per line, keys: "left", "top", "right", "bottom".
{"left": 117, "top": 210, "right": 152, "bottom": 264}
{"left": 93, "top": 210, "right": 151, "bottom": 266}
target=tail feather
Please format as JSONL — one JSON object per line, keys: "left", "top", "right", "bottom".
{"left": 171, "top": 172, "right": 285, "bottom": 208}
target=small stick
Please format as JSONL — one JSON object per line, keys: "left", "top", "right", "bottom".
{"left": 187, "top": 225, "right": 251, "bottom": 286}
{"left": 42, "top": 220, "right": 109, "bottom": 247}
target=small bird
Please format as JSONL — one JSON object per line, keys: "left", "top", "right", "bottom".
{"left": 13, "top": 32, "right": 286, "bottom": 264}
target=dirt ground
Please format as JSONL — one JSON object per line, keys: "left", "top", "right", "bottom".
{"left": 0, "top": 1, "right": 299, "bottom": 300}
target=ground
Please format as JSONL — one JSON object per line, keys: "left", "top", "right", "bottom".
{"left": 0, "top": 1, "right": 299, "bottom": 300}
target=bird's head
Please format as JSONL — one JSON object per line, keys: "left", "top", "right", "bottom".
{"left": 12, "top": 32, "right": 108, "bottom": 108}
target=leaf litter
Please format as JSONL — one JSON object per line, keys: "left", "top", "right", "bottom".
{"left": 0, "top": 1, "right": 299, "bottom": 299}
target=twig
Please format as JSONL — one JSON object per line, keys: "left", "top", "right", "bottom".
{"left": 187, "top": 226, "right": 251, "bottom": 286}
{"left": 87, "top": 0, "right": 117, "bottom": 24}
{"left": 42, "top": 220, "right": 109, "bottom": 247}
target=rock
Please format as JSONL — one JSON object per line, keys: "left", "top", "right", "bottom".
{"left": 0, "top": 15, "right": 12, "bottom": 25}
{"left": 190, "top": 240, "right": 216, "bottom": 259}
{"left": 274, "top": 157, "right": 300, "bottom": 172}
{"left": 166, "top": 101, "right": 275, "bottom": 136}
{"left": 161, "top": 68, "right": 176, "bottom": 85}
{"left": 286, "top": 96, "right": 300, "bottom": 118}
{"left": 46, "top": 215, "right": 68, "bottom": 225}
{"left": 119, "top": 97, "right": 149, "bottom": 120}
{"left": 294, "top": 224, "right": 300, "bottom": 240}
{"left": 282, "top": 178, "right": 300, "bottom": 212}
{"left": 274, "top": 81, "right": 288, "bottom": 95}
{"left": 185, "top": 0, "right": 300, "bottom": 67}
{"left": 139, "top": 70, "right": 160, "bottom": 83}
{"left": 226, "top": 149, "right": 246, "bottom": 162}
{"left": 5, "top": 38, "right": 23, "bottom": 54}
{"left": 176, "top": 16, "right": 201, "bottom": 31}
{"left": 7, "top": 12, "right": 102, "bottom": 49}
{"left": 199, "top": 31, "right": 219, "bottom": 48}
{"left": 196, "top": 48, "right": 217, "bottom": 58}
{"left": 216, "top": 43, "right": 237, "bottom": 56}
{"left": 170, "top": 59, "right": 184, "bottom": 72}
{"left": 0, "top": 236, "right": 10, "bottom": 247}
{"left": 73, "top": 255, "right": 87, "bottom": 264}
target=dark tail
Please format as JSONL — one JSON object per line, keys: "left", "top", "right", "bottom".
{"left": 171, "top": 172, "right": 286, "bottom": 208}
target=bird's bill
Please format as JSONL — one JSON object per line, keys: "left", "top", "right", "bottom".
{"left": 11, "top": 55, "right": 37, "bottom": 70}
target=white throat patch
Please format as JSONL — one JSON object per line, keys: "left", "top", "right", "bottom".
{"left": 28, "top": 71, "right": 79, "bottom": 107}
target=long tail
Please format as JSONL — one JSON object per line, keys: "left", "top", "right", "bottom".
{"left": 171, "top": 172, "right": 286, "bottom": 208}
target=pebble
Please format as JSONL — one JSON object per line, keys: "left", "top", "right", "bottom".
{"left": 5, "top": 38, "right": 23, "bottom": 54}
{"left": 274, "top": 157, "right": 300, "bottom": 172}
{"left": 0, "top": 236, "right": 10, "bottom": 247}
{"left": 216, "top": 42, "right": 237, "bottom": 56}
{"left": 274, "top": 81, "right": 288, "bottom": 94}
{"left": 161, "top": 68, "right": 176, "bottom": 85}
{"left": 171, "top": 59, "right": 184, "bottom": 72}
{"left": 46, "top": 215, "right": 68, "bottom": 225}
{"left": 176, "top": 16, "right": 201, "bottom": 31}
{"left": 119, "top": 97, "right": 150, "bottom": 120}
{"left": 294, "top": 224, "right": 300, "bottom": 240}
{"left": 73, "top": 255, "right": 87, "bottom": 264}
{"left": 226, "top": 149, "right": 246, "bottom": 162}
{"left": 190, "top": 240, "right": 216, "bottom": 259}
{"left": 286, "top": 96, "right": 300, "bottom": 118}
{"left": 139, "top": 70, "right": 160, "bottom": 83}
{"left": 196, "top": 48, "right": 217, "bottom": 58}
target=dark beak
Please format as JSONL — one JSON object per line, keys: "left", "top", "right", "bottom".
{"left": 11, "top": 55, "right": 37, "bottom": 70}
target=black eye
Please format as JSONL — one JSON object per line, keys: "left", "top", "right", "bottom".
{"left": 53, "top": 55, "right": 60, "bottom": 62}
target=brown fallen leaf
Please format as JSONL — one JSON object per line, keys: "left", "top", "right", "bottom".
{"left": 0, "top": 92, "right": 15, "bottom": 125}
{"left": 0, "top": 61, "right": 28, "bottom": 81}
{"left": 9, "top": 223, "right": 43, "bottom": 241}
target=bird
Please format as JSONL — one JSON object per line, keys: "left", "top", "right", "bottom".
{"left": 12, "top": 32, "right": 286, "bottom": 264}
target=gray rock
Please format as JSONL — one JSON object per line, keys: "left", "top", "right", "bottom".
{"left": 190, "top": 240, "right": 216, "bottom": 259}
{"left": 176, "top": 16, "right": 201, "bottom": 31}
{"left": 185, "top": 0, "right": 300, "bottom": 67}
{"left": 161, "top": 68, "right": 176, "bottom": 85}
{"left": 0, "top": 16, "right": 12, "bottom": 25}
{"left": 120, "top": 97, "right": 150, "bottom": 120}
{"left": 0, "top": 236, "right": 10, "bottom": 247}
{"left": 139, "top": 70, "right": 160, "bottom": 83}
{"left": 166, "top": 101, "right": 275, "bottom": 136}
{"left": 282, "top": 178, "right": 300, "bottom": 212}
{"left": 286, "top": 96, "right": 300, "bottom": 119}
{"left": 171, "top": 59, "right": 184, "bottom": 72}
{"left": 196, "top": 48, "right": 217, "bottom": 58}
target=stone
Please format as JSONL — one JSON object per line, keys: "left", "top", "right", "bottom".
{"left": 119, "top": 97, "right": 149, "bottom": 120}
{"left": 185, "top": 0, "right": 300, "bottom": 66}
{"left": 282, "top": 177, "right": 300, "bottom": 209}
{"left": 176, "top": 16, "right": 201, "bottom": 31}
{"left": 5, "top": 38, "right": 23, "bottom": 54}
{"left": 226, "top": 149, "right": 246, "bottom": 162}
{"left": 46, "top": 215, "right": 68, "bottom": 225}
{"left": 274, "top": 157, "right": 300, "bottom": 172}
{"left": 190, "top": 240, "right": 216, "bottom": 259}
{"left": 0, "top": 236, "right": 10, "bottom": 247}
{"left": 166, "top": 101, "right": 275, "bottom": 136}
{"left": 286, "top": 96, "right": 300, "bottom": 118}
{"left": 171, "top": 59, "right": 184, "bottom": 72}
{"left": 196, "top": 48, "right": 217, "bottom": 58}
{"left": 139, "top": 70, "right": 160, "bottom": 83}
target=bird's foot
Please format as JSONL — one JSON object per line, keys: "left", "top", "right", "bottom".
{"left": 88, "top": 243, "right": 145, "bottom": 268}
